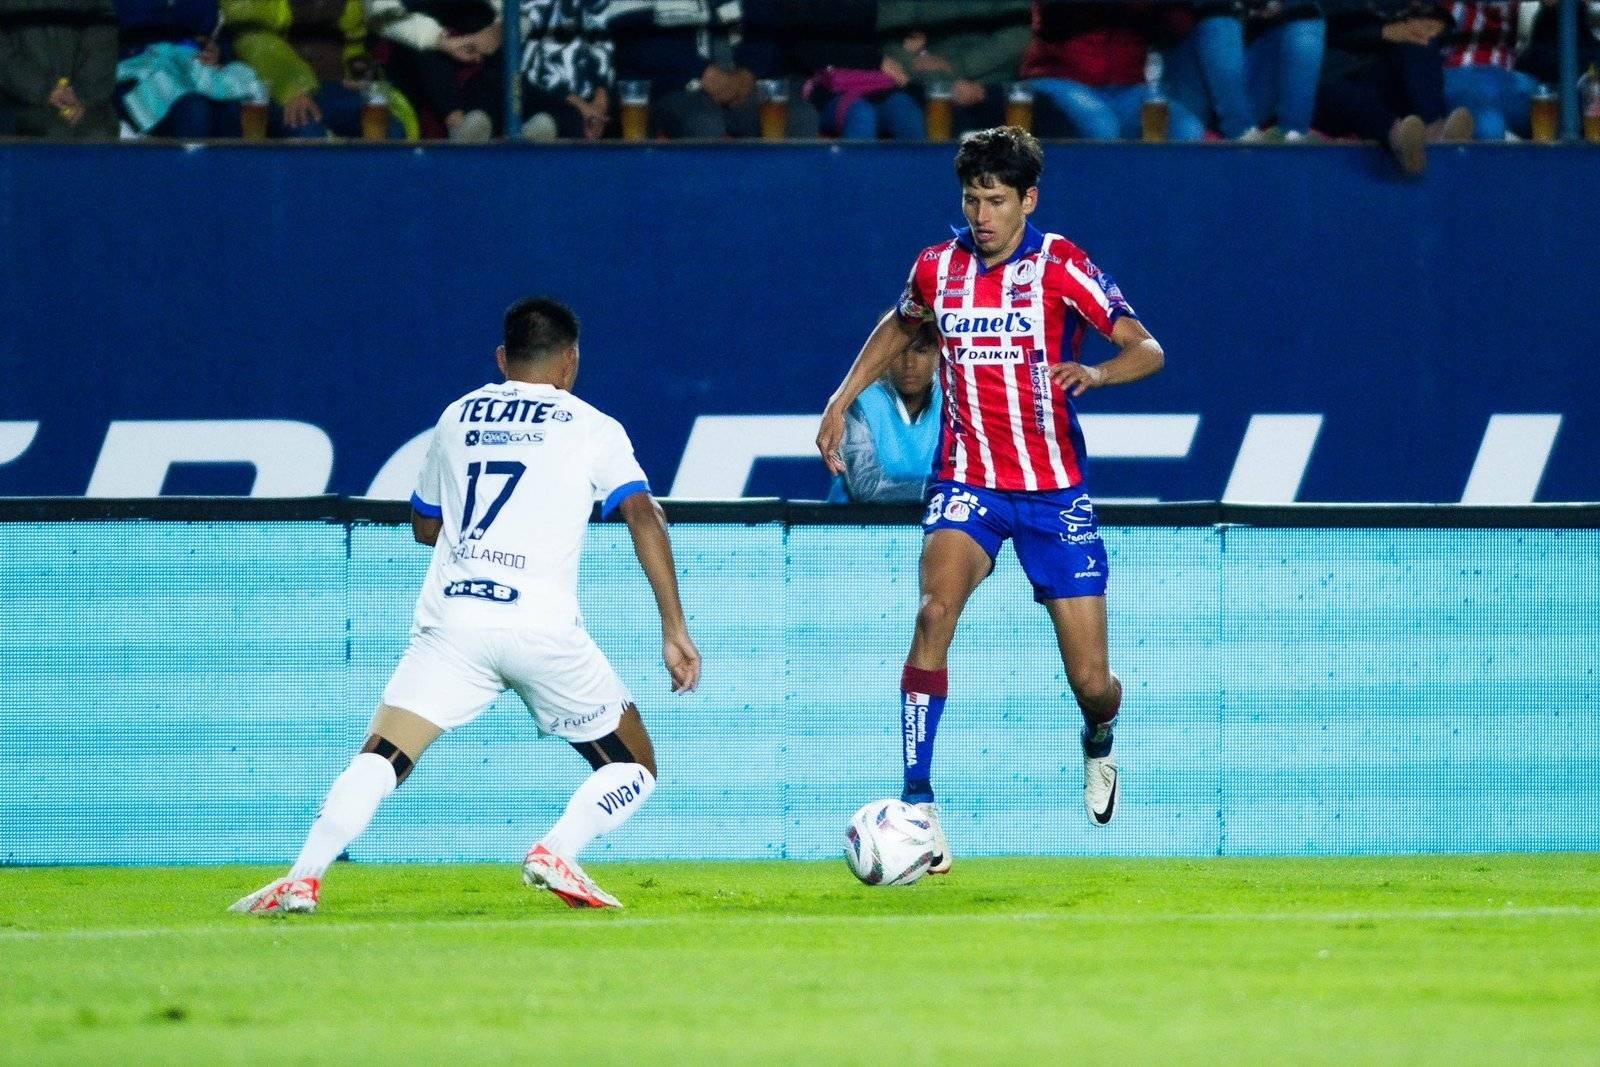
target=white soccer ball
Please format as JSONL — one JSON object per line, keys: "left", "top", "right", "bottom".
{"left": 843, "top": 799, "right": 937, "bottom": 886}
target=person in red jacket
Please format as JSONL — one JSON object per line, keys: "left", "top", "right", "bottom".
{"left": 1019, "top": 0, "right": 1204, "bottom": 140}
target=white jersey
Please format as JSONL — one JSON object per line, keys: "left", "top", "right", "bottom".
{"left": 409, "top": 380, "right": 649, "bottom": 632}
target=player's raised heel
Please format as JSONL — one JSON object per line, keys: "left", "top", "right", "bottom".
{"left": 914, "top": 802, "right": 953, "bottom": 874}
{"left": 229, "top": 877, "right": 320, "bottom": 916}
{"left": 1084, "top": 756, "right": 1118, "bottom": 826}
{"left": 522, "top": 844, "right": 623, "bottom": 909}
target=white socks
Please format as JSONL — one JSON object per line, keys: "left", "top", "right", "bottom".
{"left": 288, "top": 752, "right": 397, "bottom": 880}
{"left": 283, "top": 755, "right": 652, "bottom": 880}
{"left": 540, "top": 762, "right": 656, "bottom": 859}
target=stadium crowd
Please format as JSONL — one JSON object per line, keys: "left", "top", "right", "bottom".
{"left": 2, "top": 0, "right": 1596, "bottom": 167}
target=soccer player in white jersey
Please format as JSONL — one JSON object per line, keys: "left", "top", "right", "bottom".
{"left": 817, "top": 128, "right": 1165, "bottom": 871}
{"left": 233, "top": 297, "right": 700, "bottom": 914}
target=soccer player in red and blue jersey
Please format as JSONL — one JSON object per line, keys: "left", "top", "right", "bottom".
{"left": 817, "top": 127, "right": 1165, "bottom": 871}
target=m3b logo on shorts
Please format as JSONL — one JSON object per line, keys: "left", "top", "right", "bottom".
{"left": 443, "top": 579, "right": 519, "bottom": 603}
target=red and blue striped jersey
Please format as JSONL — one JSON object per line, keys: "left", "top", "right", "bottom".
{"left": 896, "top": 223, "right": 1135, "bottom": 492}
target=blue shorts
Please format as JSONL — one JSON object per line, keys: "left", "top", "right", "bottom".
{"left": 922, "top": 480, "right": 1108, "bottom": 602}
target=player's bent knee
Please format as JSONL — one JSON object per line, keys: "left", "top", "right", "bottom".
{"left": 1066, "top": 665, "right": 1115, "bottom": 704}
{"left": 361, "top": 734, "right": 417, "bottom": 783}
{"left": 914, "top": 596, "right": 960, "bottom": 638}
{"left": 571, "top": 703, "right": 657, "bottom": 778}
{"left": 364, "top": 704, "right": 443, "bottom": 785}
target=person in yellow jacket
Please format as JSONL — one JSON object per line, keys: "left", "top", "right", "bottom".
{"left": 222, "top": 0, "right": 417, "bottom": 138}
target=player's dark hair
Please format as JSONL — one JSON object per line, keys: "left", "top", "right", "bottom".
{"left": 504, "top": 297, "right": 580, "bottom": 364}
{"left": 954, "top": 126, "right": 1043, "bottom": 196}
{"left": 910, "top": 321, "right": 940, "bottom": 351}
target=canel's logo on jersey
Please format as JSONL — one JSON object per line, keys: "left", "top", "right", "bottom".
{"left": 443, "top": 579, "right": 519, "bottom": 603}
{"left": 938, "top": 311, "right": 1035, "bottom": 335}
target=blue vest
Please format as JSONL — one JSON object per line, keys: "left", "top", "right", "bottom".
{"left": 828, "top": 379, "right": 943, "bottom": 502}
{"left": 859, "top": 381, "right": 942, "bottom": 483}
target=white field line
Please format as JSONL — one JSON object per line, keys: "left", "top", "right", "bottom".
{"left": 2, "top": 905, "right": 1598, "bottom": 943}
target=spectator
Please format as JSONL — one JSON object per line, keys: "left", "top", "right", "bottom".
{"left": 760, "top": 0, "right": 923, "bottom": 140}
{"left": 1313, "top": 1, "right": 1473, "bottom": 174}
{"left": 114, "top": 0, "right": 264, "bottom": 137}
{"left": 0, "top": 0, "right": 118, "bottom": 139}
{"left": 367, "top": 0, "right": 502, "bottom": 141}
{"left": 1171, "top": 0, "right": 1327, "bottom": 140}
{"left": 877, "top": 0, "right": 1032, "bottom": 136}
{"left": 828, "top": 321, "right": 942, "bottom": 504}
{"left": 1019, "top": 0, "right": 1205, "bottom": 141}
{"left": 608, "top": 0, "right": 751, "bottom": 137}
{"left": 221, "top": 0, "right": 412, "bottom": 139}
{"left": 1441, "top": 0, "right": 1544, "bottom": 139}
{"left": 1516, "top": 0, "right": 1600, "bottom": 89}
{"left": 519, "top": 0, "right": 614, "bottom": 139}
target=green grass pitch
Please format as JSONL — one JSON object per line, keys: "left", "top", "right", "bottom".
{"left": 3, "top": 855, "right": 1598, "bottom": 1065}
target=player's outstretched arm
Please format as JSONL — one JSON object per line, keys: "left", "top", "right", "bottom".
{"left": 1050, "top": 316, "right": 1165, "bottom": 396}
{"left": 817, "top": 310, "right": 920, "bottom": 475}
{"left": 618, "top": 491, "right": 701, "bottom": 694}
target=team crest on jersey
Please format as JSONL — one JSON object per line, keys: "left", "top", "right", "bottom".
{"left": 1012, "top": 258, "right": 1039, "bottom": 285}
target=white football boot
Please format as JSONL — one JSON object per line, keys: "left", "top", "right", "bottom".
{"left": 914, "top": 802, "right": 952, "bottom": 874}
{"left": 229, "top": 877, "right": 320, "bottom": 916}
{"left": 1084, "top": 756, "right": 1119, "bottom": 826}
{"left": 522, "top": 844, "right": 623, "bottom": 909}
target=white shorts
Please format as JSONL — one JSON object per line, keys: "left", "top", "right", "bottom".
{"left": 382, "top": 626, "right": 634, "bottom": 742}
